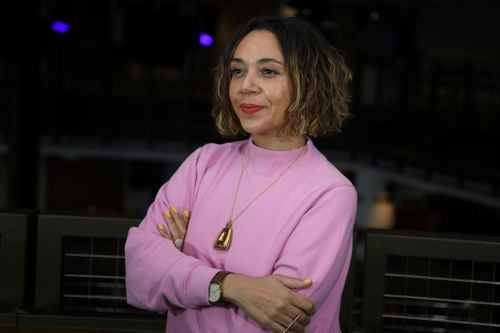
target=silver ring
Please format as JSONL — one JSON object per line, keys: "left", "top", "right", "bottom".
{"left": 283, "top": 314, "right": 300, "bottom": 333}
{"left": 174, "top": 239, "right": 183, "bottom": 248}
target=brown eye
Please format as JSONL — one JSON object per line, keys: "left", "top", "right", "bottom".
{"left": 231, "top": 68, "right": 244, "bottom": 77}
{"left": 262, "top": 68, "right": 278, "bottom": 77}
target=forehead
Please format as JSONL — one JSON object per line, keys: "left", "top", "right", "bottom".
{"left": 233, "top": 30, "right": 283, "bottom": 61}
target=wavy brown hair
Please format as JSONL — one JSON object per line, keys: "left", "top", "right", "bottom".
{"left": 212, "top": 16, "right": 352, "bottom": 138}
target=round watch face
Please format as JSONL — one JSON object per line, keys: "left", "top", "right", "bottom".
{"left": 209, "top": 282, "right": 221, "bottom": 302}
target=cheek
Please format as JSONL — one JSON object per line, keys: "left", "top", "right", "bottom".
{"left": 229, "top": 81, "right": 238, "bottom": 102}
{"left": 274, "top": 85, "right": 292, "bottom": 109}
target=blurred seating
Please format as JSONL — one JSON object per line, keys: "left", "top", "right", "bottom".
{"left": 362, "top": 228, "right": 500, "bottom": 332}
{"left": 2, "top": 211, "right": 500, "bottom": 332}
{"left": 23, "top": 213, "right": 164, "bottom": 332}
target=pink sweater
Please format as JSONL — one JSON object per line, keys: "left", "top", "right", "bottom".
{"left": 125, "top": 137, "right": 357, "bottom": 332}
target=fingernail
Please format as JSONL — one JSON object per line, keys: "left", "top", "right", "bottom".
{"left": 157, "top": 224, "right": 166, "bottom": 236}
{"left": 164, "top": 210, "right": 172, "bottom": 218}
{"left": 183, "top": 210, "right": 190, "bottom": 218}
{"left": 304, "top": 279, "right": 313, "bottom": 284}
{"left": 172, "top": 205, "right": 178, "bottom": 214}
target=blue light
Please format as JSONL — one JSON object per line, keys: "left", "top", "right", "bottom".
{"left": 51, "top": 21, "right": 71, "bottom": 34}
{"left": 199, "top": 32, "right": 214, "bottom": 47}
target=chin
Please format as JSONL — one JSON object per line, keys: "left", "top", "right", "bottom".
{"left": 239, "top": 122, "right": 260, "bottom": 134}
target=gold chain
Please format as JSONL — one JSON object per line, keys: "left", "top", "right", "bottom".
{"left": 215, "top": 140, "right": 307, "bottom": 250}
{"left": 229, "top": 141, "right": 307, "bottom": 227}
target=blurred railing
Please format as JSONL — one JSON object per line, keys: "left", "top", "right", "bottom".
{"left": 0, "top": 210, "right": 164, "bottom": 332}
{"left": 362, "top": 228, "right": 500, "bottom": 332}
{"left": 1, "top": 210, "right": 499, "bottom": 332}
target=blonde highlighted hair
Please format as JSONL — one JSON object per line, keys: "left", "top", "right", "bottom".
{"left": 212, "top": 16, "right": 352, "bottom": 138}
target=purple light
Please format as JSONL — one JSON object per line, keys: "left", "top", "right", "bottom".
{"left": 51, "top": 21, "right": 70, "bottom": 34}
{"left": 199, "top": 32, "right": 214, "bottom": 47}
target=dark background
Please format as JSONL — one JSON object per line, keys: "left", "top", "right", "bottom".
{"left": 1, "top": 0, "right": 499, "bottom": 235}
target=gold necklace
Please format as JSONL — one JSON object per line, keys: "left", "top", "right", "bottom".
{"left": 214, "top": 141, "right": 307, "bottom": 250}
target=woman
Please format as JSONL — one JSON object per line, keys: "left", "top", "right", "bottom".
{"left": 125, "top": 16, "right": 357, "bottom": 333}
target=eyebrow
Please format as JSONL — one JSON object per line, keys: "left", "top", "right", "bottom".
{"left": 231, "top": 57, "right": 283, "bottom": 65}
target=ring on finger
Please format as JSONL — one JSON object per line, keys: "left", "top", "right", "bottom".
{"left": 174, "top": 238, "right": 183, "bottom": 248}
{"left": 282, "top": 314, "right": 300, "bottom": 333}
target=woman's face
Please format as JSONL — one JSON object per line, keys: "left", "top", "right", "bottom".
{"left": 229, "top": 30, "right": 292, "bottom": 143}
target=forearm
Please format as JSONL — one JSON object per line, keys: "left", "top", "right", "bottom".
{"left": 222, "top": 274, "right": 251, "bottom": 307}
{"left": 125, "top": 226, "right": 218, "bottom": 311}
{"left": 221, "top": 273, "right": 315, "bottom": 333}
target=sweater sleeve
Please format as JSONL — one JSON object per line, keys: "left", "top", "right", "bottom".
{"left": 125, "top": 147, "right": 219, "bottom": 312}
{"left": 273, "top": 183, "right": 357, "bottom": 309}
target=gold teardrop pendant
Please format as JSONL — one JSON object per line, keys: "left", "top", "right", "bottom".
{"left": 214, "top": 221, "right": 233, "bottom": 250}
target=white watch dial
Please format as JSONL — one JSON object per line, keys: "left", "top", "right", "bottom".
{"left": 209, "top": 283, "right": 221, "bottom": 302}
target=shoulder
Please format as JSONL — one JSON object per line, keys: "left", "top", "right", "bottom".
{"left": 189, "top": 139, "right": 246, "bottom": 168}
{"left": 300, "top": 141, "right": 357, "bottom": 200}
{"left": 305, "top": 141, "right": 354, "bottom": 186}
{"left": 198, "top": 139, "right": 245, "bottom": 155}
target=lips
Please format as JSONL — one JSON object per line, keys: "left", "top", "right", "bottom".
{"left": 240, "top": 103, "right": 264, "bottom": 115}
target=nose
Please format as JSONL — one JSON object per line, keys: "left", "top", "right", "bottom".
{"left": 238, "top": 71, "right": 260, "bottom": 95}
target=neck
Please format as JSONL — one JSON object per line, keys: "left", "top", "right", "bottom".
{"left": 252, "top": 135, "right": 306, "bottom": 151}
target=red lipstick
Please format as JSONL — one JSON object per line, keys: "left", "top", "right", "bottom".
{"left": 240, "top": 103, "right": 263, "bottom": 115}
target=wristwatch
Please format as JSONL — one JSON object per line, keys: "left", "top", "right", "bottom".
{"left": 208, "top": 271, "right": 233, "bottom": 306}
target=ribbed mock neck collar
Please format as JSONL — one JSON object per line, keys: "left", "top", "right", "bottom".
{"left": 242, "top": 136, "right": 309, "bottom": 175}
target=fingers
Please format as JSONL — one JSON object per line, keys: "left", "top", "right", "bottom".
{"left": 274, "top": 275, "right": 315, "bottom": 316}
{"left": 162, "top": 206, "right": 182, "bottom": 239}
{"left": 281, "top": 304, "right": 311, "bottom": 330}
{"left": 261, "top": 301, "right": 311, "bottom": 333}
{"left": 280, "top": 313, "right": 306, "bottom": 333}
{"left": 293, "top": 311, "right": 310, "bottom": 327}
{"left": 268, "top": 314, "right": 305, "bottom": 333}
{"left": 292, "top": 295, "right": 315, "bottom": 316}
{"left": 159, "top": 206, "right": 191, "bottom": 250}
{"left": 259, "top": 309, "right": 309, "bottom": 333}
{"left": 224, "top": 274, "right": 314, "bottom": 333}
{"left": 156, "top": 223, "right": 171, "bottom": 240}
{"left": 171, "top": 205, "right": 189, "bottom": 234}
{"left": 275, "top": 275, "right": 313, "bottom": 289}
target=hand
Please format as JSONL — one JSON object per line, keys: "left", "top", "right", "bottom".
{"left": 156, "top": 205, "right": 190, "bottom": 251}
{"left": 223, "top": 274, "right": 315, "bottom": 333}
